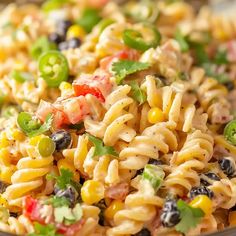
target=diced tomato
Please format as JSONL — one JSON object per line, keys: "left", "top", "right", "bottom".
{"left": 36, "top": 100, "right": 69, "bottom": 128}
{"left": 73, "top": 74, "right": 112, "bottom": 101}
{"left": 227, "top": 40, "right": 236, "bottom": 62}
{"left": 61, "top": 97, "right": 90, "bottom": 124}
{"left": 57, "top": 220, "right": 85, "bottom": 236}
{"left": 105, "top": 182, "right": 129, "bottom": 201}
{"left": 23, "top": 196, "right": 45, "bottom": 224}
{"left": 100, "top": 50, "right": 140, "bottom": 71}
{"left": 73, "top": 84, "right": 105, "bottom": 102}
{"left": 87, "top": 0, "right": 109, "bottom": 8}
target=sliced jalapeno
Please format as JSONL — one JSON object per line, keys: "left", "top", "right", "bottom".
{"left": 17, "top": 112, "right": 53, "bottom": 137}
{"left": 38, "top": 50, "right": 69, "bottom": 87}
{"left": 224, "top": 120, "right": 236, "bottom": 145}
{"left": 98, "top": 18, "right": 115, "bottom": 34}
{"left": 123, "top": 25, "right": 161, "bottom": 51}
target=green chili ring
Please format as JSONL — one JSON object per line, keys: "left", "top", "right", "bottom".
{"left": 123, "top": 25, "right": 161, "bottom": 52}
{"left": 224, "top": 120, "right": 236, "bottom": 145}
{"left": 39, "top": 50, "right": 69, "bottom": 88}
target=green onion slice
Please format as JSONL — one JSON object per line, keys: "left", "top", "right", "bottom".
{"left": 38, "top": 50, "right": 69, "bottom": 87}
{"left": 142, "top": 164, "right": 165, "bottom": 191}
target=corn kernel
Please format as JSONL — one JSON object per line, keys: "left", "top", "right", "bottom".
{"left": 58, "top": 159, "right": 80, "bottom": 182}
{"left": 11, "top": 129, "right": 25, "bottom": 141}
{"left": 148, "top": 107, "right": 165, "bottom": 124}
{"left": 67, "top": 25, "right": 86, "bottom": 39}
{"left": 229, "top": 211, "right": 236, "bottom": 226}
{"left": 81, "top": 180, "right": 104, "bottom": 205}
{"left": 104, "top": 200, "right": 124, "bottom": 219}
{"left": 14, "top": 60, "right": 25, "bottom": 71}
{"left": 189, "top": 195, "right": 213, "bottom": 216}
{"left": 29, "top": 135, "right": 45, "bottom": 146}
{"left": 0, "top": 195, "right": 8, "bottom": 207}
{"left": 59, "top": 82, "right": 72, "bottom": 91}
{"left": 0, "top": 51, "right": 6, "bottom": 62}
{"left": 0, "top": 133, "right": 10, "bottom": 149}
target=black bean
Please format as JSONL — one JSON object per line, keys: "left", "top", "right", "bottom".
{"left": 225, "top": 81, "right": 234, "bottom": 91}
{"left": 48, "top": 32, "right": 63, "bottom": 44}
{"left": 161, "top": 199, "right": 180, "bottom": 228}
{"left": 67, "top": 37, "right": 81, "bottom": 49}
{"left": 133, "top": 228, "right": 151, "bottom": 236}
{"left": 189, "top": 186, "right": 214, "bottom": 199}
{"left": 50, "top": 130, "right": 72, "bottom": 151}
{"left": 57, "top": 20, "right": 72, "bottom": 37}
{"left": 55, "top": 185, "right": 78, "bottom": 207}
{"left": 200, "top": 172, "right": 220, "bottom": 186}
{"left": 219, "top": 158, "right": 236, "bottom": 177}
{"left": 58, "top": 41, "right": 69, "bottom": 51}
{"left": 148, "top": 159, "right": 164, "bottom": 165}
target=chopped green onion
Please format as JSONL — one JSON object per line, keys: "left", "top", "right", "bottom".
{"left": 38, "top": 50, "right": 69, "bottom": 87}
{"left": 77, "top": 8, "right": 102, "bottom": 33}
{"left": 142, "top": 164, "right": 165, "bottom": 191}
{"left": 11, "top": 70, "right": 34, "bottom": 83}
{"left": 38, "top": 137, "right": 56, "bottom": 157}
{"left": 214, "top": 49, "right": 228, "bottom": 65}
{"left": 123, "top": 25, "right": 161, "bottom": 51}
{"left": 30, "top": 36, "right": 57, "bottom": 60}
{"left": 17, "top": 112, "right": 53, "bottom": 138}
{"left": 224, "top": 120, "right": 236, "bottom": 145}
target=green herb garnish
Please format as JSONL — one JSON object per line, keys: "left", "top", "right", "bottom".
{"left": 175, "top": 29, "right": 189, "bottom": 52}
{"left": 175, "top": 200, "right": 205, "bottom": 234}
{"left": 27, "top": 223, "right": 62, "bottom": 236}
{"left": 77, "top": 8, "right": 102, "bottom": 33}
{"left": 130, "top": 81, "right": 147, "bottom": 104}
{"left": 45, "top": 196, "right": 70, "bottom": 207}
{"left": 112, "top": 60, "right": 150, "bottom": 84}
{"left": 88, "top": 134, "right": 118, "bottom": 158}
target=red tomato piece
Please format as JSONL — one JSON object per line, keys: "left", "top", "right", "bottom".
{"left": 61, "top": 97, "right": 90, "bottom": 124}
{"left": 87, "top": 0, "right": 109, "bottom": 8}
{"left": 73, "top": 84, "right": 105, "bottom": 102}
{"left": 23, "top": 196, "right": 45, "bottom": 224}
{"left": 73, "top": 74, "right": 112, "bottom": 101}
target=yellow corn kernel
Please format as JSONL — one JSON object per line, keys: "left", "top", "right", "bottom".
{"left": 0, "top": 51, "right": 6, "bottom": 62}
{"left": 59, "top": 82, "right": 72, "bottom": 91}
{"left": 153, "top": 93, "right": 162, "bottom": 108}
{"left": 0, "top": 195, "right": 8, "bottom": 207}
{"left": 148, "top": 107, "right": 165, "bottom": 124}
{"left": 229, "top": 211, "right": 236, "bottom": 226}
{"left": 189, "top": 195, "right": 213, "bottom": 216}
{"left": 81, "top": 180, "right": 104, "bottom": 205}
{"left": 57, "top": 159, "right": 80, "bottom": 182}
{"left": 104, "top": 200, "right": 124, "bottom": 219}
{"left": 29, "top": 135, "right": 45, "bottom": 146}
{"left": 11, "top": 129, "right": 25, "bottom": 141}
{"left": 67, "top": 25, "right": 86, "bottom": 39}
{"left": 0, "top": 149, "right": 10, "bottom": 166}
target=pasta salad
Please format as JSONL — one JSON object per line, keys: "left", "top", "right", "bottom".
{"left": 0, "top": 0, "right": 236, "bottom": 235}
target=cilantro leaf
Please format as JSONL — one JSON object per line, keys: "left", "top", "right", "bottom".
{"left": 175, "top": 30, "right": 189, "bottom": 52}
{"left": 88, "top": 134, "right": 118, "bottom": 158}
{"left": 175, "top": 200, "right": 205, "bottom": 234}
{"left": 45, "top": 196, "right": 70, "bottom": 208}
{"left": 214, "top": 49, "right": 228, "bottom": 65}
{"left": 112, "top": 60, "right": 150, "bottom": 84}
{"left": 47, "top": 168, "right": 73, "bottom": 190}
{"left": 27, "top": 223, "right": 62, "bottom": 236}
{"left": 191, "top": 43, "right": 209, "bottom": 65}
{"left": 77, "top": 8, "right": 102, "bottom": 33}
{"left": 54, "top": 203, "right": 83, "bottom": 225}
{"left": 129, "top": 81, "right": 147, "bottom": 104}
